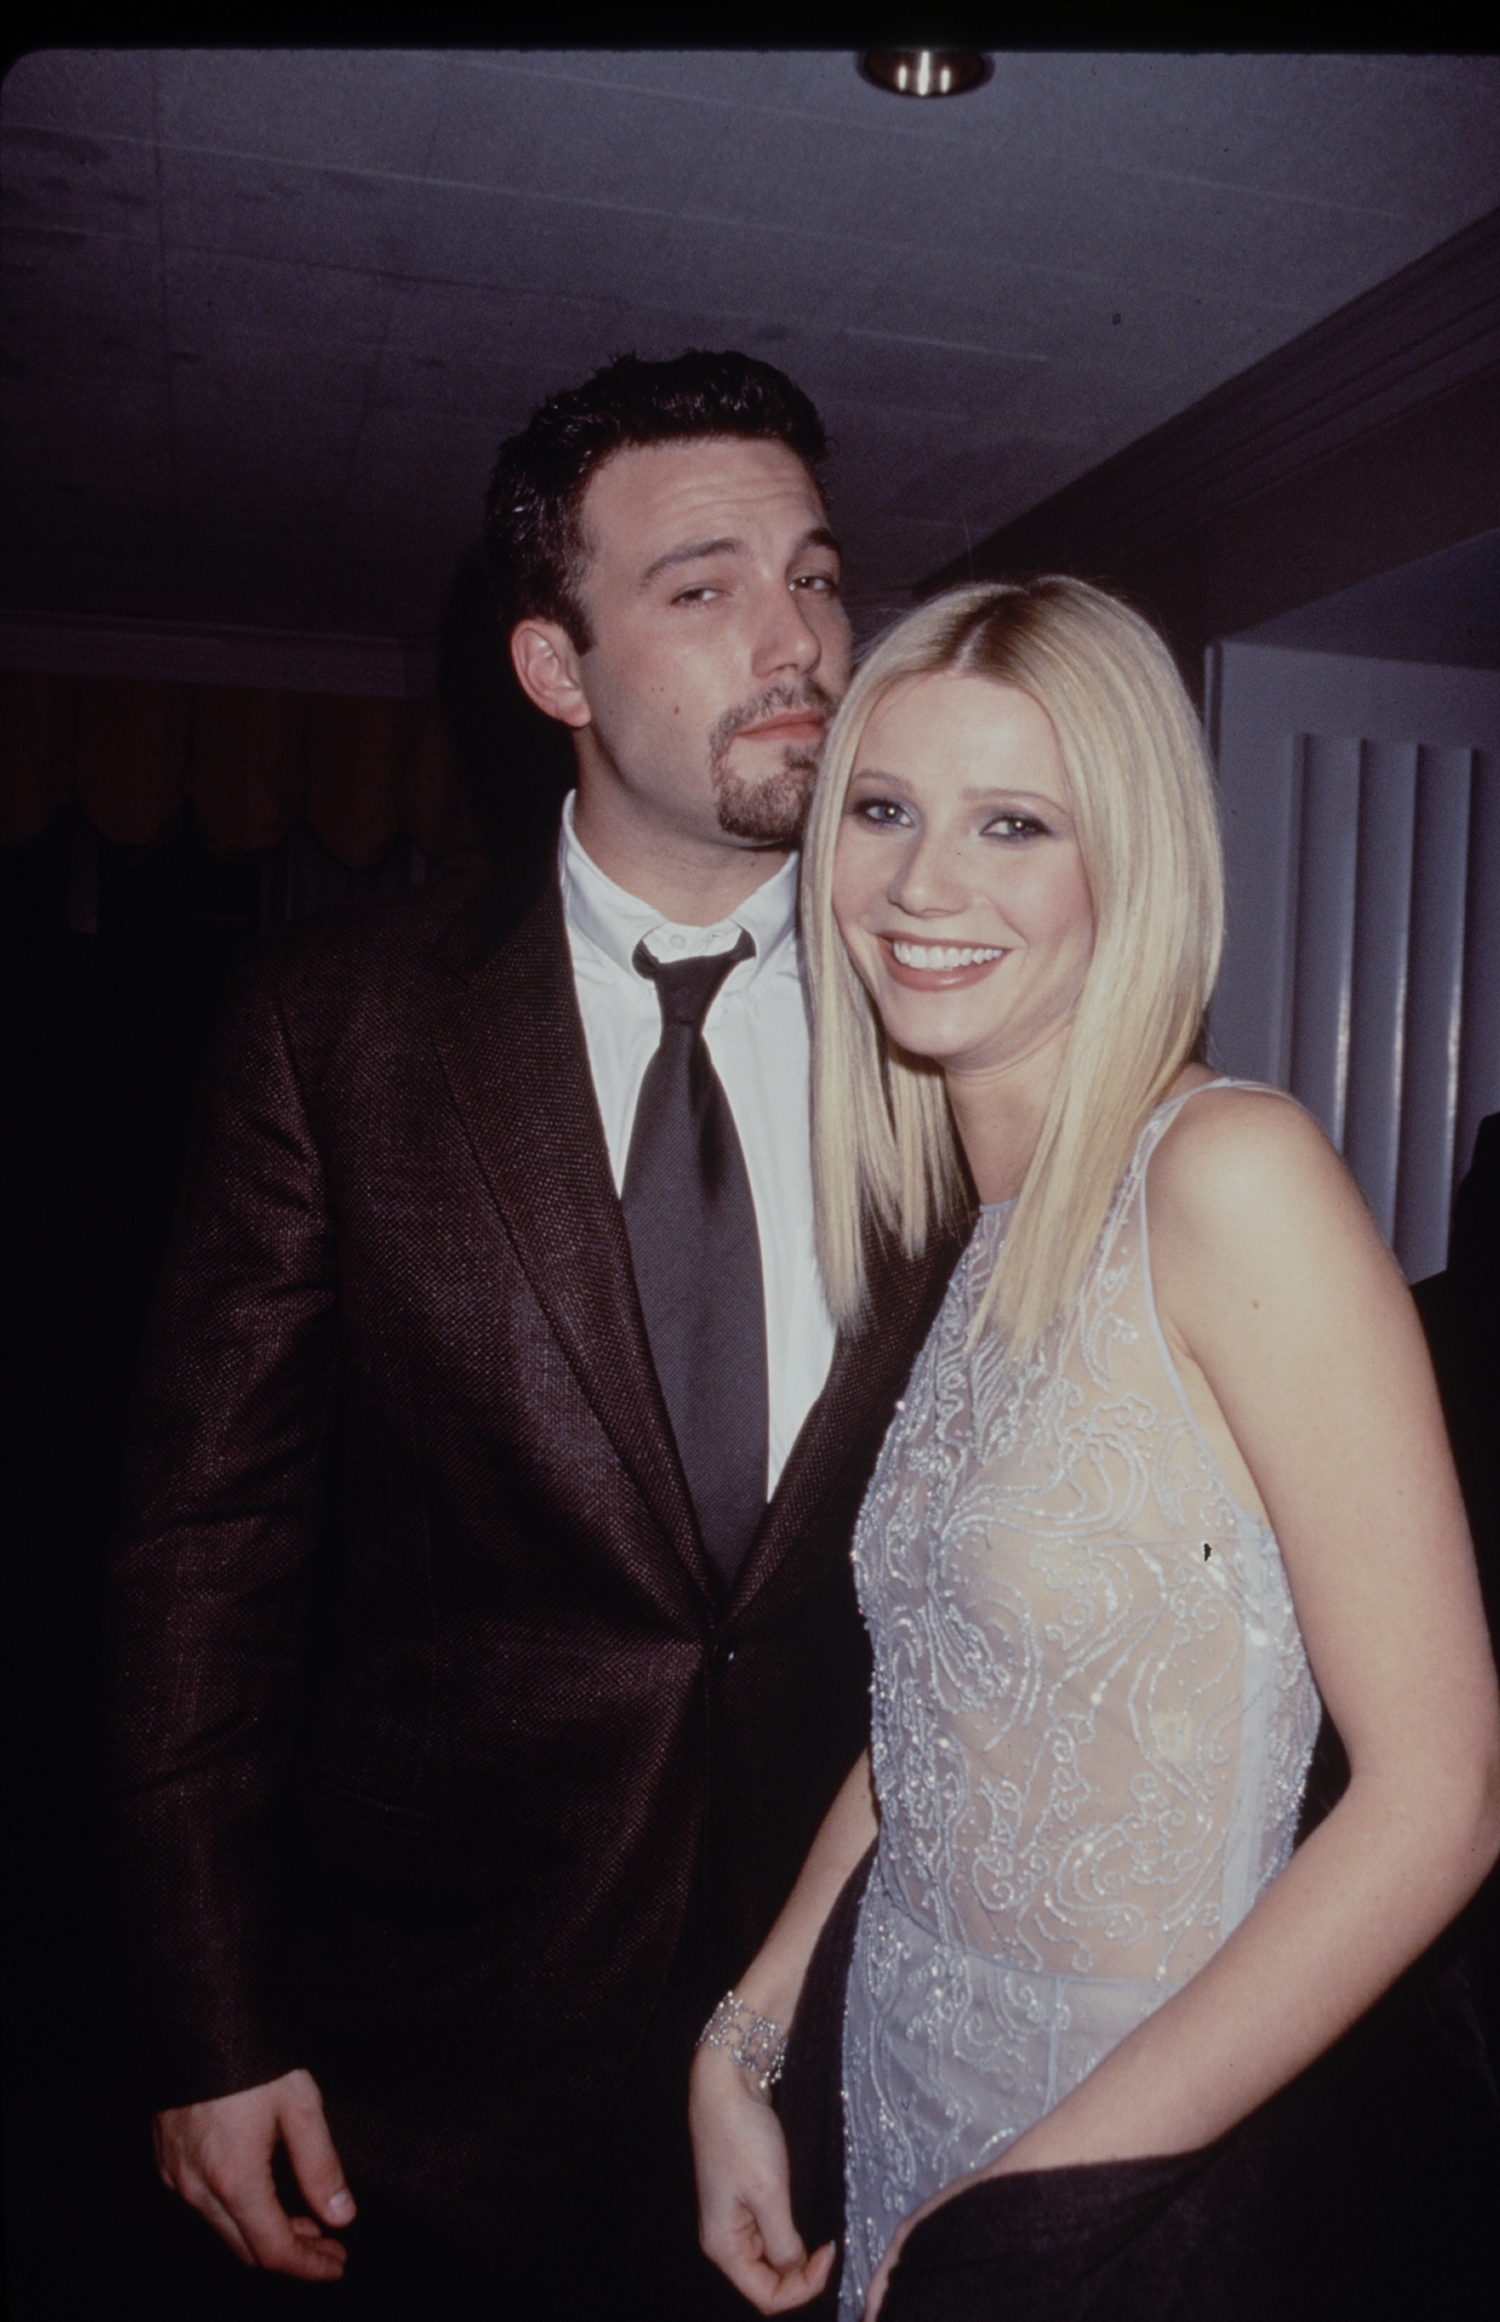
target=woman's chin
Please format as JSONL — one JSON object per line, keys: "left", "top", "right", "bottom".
{"left": 879, "top": 1015, "right": 995, "bottom": 1073}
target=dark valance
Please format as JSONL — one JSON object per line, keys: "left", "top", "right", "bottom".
{"left": 2, "top": 671, "right": 482, "bottom": 866}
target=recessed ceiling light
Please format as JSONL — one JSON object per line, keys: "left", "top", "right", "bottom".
{"left": 858, "top": 51, "right": 992, "bottom": 99}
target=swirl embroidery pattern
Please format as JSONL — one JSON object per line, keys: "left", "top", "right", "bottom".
{"left": 838, "top": 1086, "right": 1321, "bottom": 2315}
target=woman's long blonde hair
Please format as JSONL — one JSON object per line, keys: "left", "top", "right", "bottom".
{"left": 803, "top": 577, "right": 1224, "bottom": 1359}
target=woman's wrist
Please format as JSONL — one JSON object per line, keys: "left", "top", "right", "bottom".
{"left": 720, "top": 1928, "right": 818, "bottom": 2040}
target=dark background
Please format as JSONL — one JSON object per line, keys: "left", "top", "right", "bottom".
{"left": 5, "top": 46, "right": 1499, "bottom": 2320}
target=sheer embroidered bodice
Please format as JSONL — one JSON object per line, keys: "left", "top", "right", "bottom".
{"left": 839, "top": 1084, "right": 1321, "bottom": 2314}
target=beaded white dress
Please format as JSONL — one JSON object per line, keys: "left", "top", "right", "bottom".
{"left": 838, "top": 1082, "right": 1322, "bottom": 2316}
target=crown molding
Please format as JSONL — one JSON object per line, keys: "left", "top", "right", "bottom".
{"left": 918, "top": 207, "right": 1500, "bottom": 605}
{"left": 0, "top": 609, "right": 439, "bottom": 698}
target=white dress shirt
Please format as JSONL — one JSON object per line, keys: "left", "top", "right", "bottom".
{"left": 558, "top": 792, "right": 835, "bottom": 1498}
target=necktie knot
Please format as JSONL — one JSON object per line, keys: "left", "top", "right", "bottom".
{"left": 634, "top": 931, "right": 754, "bottom": 1031}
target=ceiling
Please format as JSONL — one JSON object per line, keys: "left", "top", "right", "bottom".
{"left": 4, "top": 46, "right": 1498, "bottom": 652}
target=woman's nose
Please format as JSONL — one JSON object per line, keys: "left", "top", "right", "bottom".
{"left": 887, "top": 829, "right": 968, "bottom": 917}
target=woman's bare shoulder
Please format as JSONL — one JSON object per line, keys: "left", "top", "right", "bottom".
{"left": 1156, "top": 1079, "right": 1342, "bottom": 1190}
{"left": 1148, "top": 1080, "right": 1385, "bottom": 1274}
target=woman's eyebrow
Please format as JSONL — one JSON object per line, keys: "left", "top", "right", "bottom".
{"left": 847, "top": 772, "right": 1063, "bottom": 810}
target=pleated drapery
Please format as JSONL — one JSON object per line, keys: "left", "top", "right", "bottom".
{"left": 1208, "top": 641, "right": 1500, "bottom": 1285}
{"left": 1, "top": 670, "right": 480, "bottom": 865}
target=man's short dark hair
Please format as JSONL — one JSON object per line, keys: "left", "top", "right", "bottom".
{"left": 483, "top": 349, "right": 830, "bottom": 652}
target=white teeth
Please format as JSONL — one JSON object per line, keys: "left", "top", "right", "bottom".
{"left": 890, "top": 941, "right": 1005, "bottom": 970}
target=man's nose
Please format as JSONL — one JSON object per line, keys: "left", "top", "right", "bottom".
{"left": 751, "top": 585, "right": 824, "bottom": 678}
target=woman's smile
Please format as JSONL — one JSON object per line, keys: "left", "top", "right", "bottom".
{"left": 882, "top": 936, "right": 1009, "bottom": 987}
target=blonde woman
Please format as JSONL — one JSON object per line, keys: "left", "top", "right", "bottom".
{"left": 689, "top": 580, "right": 1500, "bottom": 2320}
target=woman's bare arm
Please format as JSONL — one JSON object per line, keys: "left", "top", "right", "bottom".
{"left": 692, "top": 1750, "right": 878, "bottom": 2313}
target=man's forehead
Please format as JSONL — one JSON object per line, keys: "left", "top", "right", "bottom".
{"left": 580, "top": 436, "right": 827, "bottom": 567}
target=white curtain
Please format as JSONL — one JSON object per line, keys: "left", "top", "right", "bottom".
{"left": 1207, "top": 642, "right": 1500, "bottom": 1282}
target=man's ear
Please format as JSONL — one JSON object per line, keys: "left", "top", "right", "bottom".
{"left": 511, "top": 620, "right": 592, "bottom": 730}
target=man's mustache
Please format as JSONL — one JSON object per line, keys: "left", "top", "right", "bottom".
{"left": 709, "top": 678, "right": 842, "bottom": 762}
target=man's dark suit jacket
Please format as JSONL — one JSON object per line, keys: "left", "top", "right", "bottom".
{"left": 108, "top": 851, "right": 959, "bottom": 2254}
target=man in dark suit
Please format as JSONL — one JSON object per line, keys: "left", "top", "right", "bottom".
{"left": 110, "top": 352, "right": 958, "bottom": 2318}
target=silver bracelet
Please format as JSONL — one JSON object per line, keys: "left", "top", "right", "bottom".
{"left": 697, "top": 1989, "right": 788, "bottom": 2093}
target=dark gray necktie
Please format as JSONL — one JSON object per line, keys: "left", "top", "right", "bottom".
{"left": 622, "top": 931, "right": 769, "bottom": 1586}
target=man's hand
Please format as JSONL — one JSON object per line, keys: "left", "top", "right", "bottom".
{"left": 153, "top": 2067, "right": 355, "bottom": 2280}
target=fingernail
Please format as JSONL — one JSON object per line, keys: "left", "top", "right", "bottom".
{"left": 327, "top": 2190, "right": 355, "bottom": 2222}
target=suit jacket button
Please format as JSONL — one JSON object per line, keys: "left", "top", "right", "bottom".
{"left": 714, "top": 1642, "right": 736, "bottom": 1668}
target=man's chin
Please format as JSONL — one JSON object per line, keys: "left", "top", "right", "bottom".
{"left": 713, "top": 759, "right": 817, "bottom": 848}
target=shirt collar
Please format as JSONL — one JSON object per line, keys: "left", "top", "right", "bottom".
{"left": 558, "top": 789, "right": 799, "bottom": 986}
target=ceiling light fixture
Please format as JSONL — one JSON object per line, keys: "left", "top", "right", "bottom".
{"left": 858, "top": 51, "right": 991, "bottom": 99}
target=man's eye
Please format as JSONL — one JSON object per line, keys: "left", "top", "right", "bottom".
{"left": 793, "top": 572, "right": 840, "bottom": 594}
{"left": 673, "top": 586, "right": 722, "bottom": 605}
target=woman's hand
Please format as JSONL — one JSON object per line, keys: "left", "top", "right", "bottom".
{"left": 690, "top": 2043, "right": 836, "bottom": 2314}
{"left": 690, "top": 1750, "right": 877, "bottom": 2309}
{"left": 863, "top": 2187, "right": 936, "bottom": 2318}
{"left": 862, "top": 2155, "right": 1009, "bottom": 2320}
{"left": 862, "top": 2133, "right": 1053, "bottom": 2318}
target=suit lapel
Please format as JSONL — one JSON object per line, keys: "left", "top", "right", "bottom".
{"left": 725, "top": 1214, "right": 969, "bottom": 1622}
{"left": 426, "top": 859, "right": 711, "bottom": 1603}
